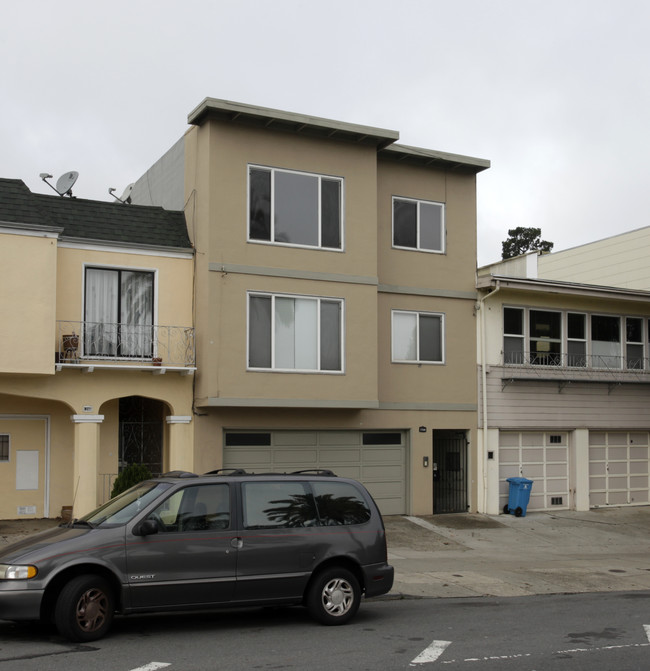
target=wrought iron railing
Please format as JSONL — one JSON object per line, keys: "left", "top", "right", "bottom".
{"left": 57, "top": 321, "right": 195, "bottom": 367}
{"left": 502, "top": 350, "right": 648, "bottom": 373}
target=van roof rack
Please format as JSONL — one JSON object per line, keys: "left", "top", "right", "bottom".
{"left": 204, "top": 468, "right": 248, "bottom": 476}
{"left": 290, "top": 469, "right": 337, "bottom": 477}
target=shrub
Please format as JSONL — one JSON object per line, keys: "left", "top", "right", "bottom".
{"left": 110, "top": 463, "right": 153, "bottom": 498}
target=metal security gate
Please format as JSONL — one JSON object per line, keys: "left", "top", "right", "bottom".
{"left": 119, "top": 396, "right": 164, "bottom": 476}
{"left": 433, "top": 430, "right": 468, "bottom": 514}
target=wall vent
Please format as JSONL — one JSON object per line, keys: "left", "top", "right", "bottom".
{"left": 550, "top": 497, "right": 563, "bottom": 506}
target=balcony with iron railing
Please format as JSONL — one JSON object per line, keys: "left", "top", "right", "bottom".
{"left": 56, "top": 321, "right": 195, "bottom": 374}
{"left": 497, "top": 350, "right": 650, "bottom": 390}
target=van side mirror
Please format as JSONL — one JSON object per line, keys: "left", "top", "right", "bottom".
{"left": 133, "top": 519, "right": 159, "bottom": 537}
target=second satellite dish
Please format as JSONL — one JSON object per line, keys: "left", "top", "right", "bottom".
{"left": 55, "top": 171, "right": 79, "bottom": 197}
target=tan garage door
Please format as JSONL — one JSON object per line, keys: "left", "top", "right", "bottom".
{"left": 223, "top": 430, "right": 407, "bottom": 515}
{"left": 589, "top": 432, "right": 650, "bottom": 507}
{"left": 498, "top": 431, "right": 569, "bottom": 512}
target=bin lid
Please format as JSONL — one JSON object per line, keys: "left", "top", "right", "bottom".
{"left": 506, "top": 477, "right": 534, "bottom": 484}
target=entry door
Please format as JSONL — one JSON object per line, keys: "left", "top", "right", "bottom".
{"left": 433, "top": 431, "right": 468, "bottom": 514}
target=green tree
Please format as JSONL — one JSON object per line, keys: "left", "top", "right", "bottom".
{"left": 501, "top": 227, "right": 554, "bottom": 260}
{"left": 110, "top": 463, "right": 153, "bottom": 498}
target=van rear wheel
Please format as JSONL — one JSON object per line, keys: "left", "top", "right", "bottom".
{"left": 307, "top": 567, "right": 360, "bottom": 625}
{"left": 54, "top": 574, "right": 114, "bottom": 642}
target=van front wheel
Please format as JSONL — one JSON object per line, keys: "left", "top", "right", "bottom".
{"left": 54, "top": 574, "right": 114, "bottom": 642}
{"left": 307, "top": 567, "right": 360, "bottom": 625}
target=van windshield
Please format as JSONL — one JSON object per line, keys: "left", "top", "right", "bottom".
{"left": 80, "top": 482, "right": 171, "bottom": 528}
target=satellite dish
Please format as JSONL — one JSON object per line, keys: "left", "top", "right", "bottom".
{"left": 55, "top": 171, "right": 79, "bottom": 197}
{"left": 108, "top": 182, "right": 134, "bottom": 204}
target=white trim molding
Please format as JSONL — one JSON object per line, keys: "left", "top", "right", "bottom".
{"left": 166, "top": 415, "right": 192, "bottom": 424}
{"left": 71, "top": 414, "right": 105, "bottom": 423}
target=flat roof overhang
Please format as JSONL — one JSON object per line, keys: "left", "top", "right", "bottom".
{"left": 188, "top": 98, "right": 400, "bottom": 149}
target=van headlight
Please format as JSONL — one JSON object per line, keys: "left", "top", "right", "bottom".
{"left": 0, "top": 564, "right": 38, "bottom": 580}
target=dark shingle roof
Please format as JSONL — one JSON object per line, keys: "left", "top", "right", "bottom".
{"left": 0, "top": 178, "right": 191, "bottom": 250}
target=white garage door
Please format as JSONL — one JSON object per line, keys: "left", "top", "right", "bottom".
{"left": 223, "top": 430, "right": 407, "bottom": 515}
{"left": 589, "top": 432, "right": 650, "bottom": 507}
{"left": 498, "top": 431, "right": 569, "bottom": 512}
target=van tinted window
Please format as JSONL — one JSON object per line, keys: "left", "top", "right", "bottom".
{"left": 312, "top": 481, "right": 371, "bottom": 526}
{"left": 242, "top": 482, "right": 317, "bottom": 529}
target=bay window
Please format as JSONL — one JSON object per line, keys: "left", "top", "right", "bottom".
{"left": 248, "top": 293, "right": 343, "bottom": 372}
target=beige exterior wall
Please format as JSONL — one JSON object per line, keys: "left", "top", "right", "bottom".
{"left": 184, "top": 115, "right": 482, "bottom": 515}
{"left": 0, "top": 239, "right": 195, "bottom": 519}
{"left": 0, "top": 231, "right": 57, "bottom": 374}
{"left": 538, "top": 227, "right": 650, "bottom": 290}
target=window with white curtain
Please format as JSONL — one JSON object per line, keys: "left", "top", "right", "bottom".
{"left": 391, "top": 310, "right": 444, "bottom": 364}
{"left": 248, "top": 293, "right": 343, "bottom": 372}
{"left": 84, "top": 267, "right": 154, "bottom": 358}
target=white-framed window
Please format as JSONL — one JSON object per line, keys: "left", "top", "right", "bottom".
{"left": 0, "top": 434, "right": 9, "bottom": 462}
{"left": 248, "top": 292, "right": 343, "bottom": 372}
{"left": 84, "top": 266, "right": 155, "bottom": 358}
{"left": 567, "top": 312, "right": 587, "bottom": 367}
{"left": 503, "top": 307, "right": 649, "bottom": 370}
{"left": 392, "top": 196, "right": 445, "bottom": 253}
{"left": 391, "top": 310, "right": 445, "bottom": 364}
{"left": 626, "top": 317, "right": 644, "bottom": 369}
{"left": 503, "top": 307, "right": 524, "bottom": 364}
{"left": 248, "top": 165, "right": 343, "bottom": 250}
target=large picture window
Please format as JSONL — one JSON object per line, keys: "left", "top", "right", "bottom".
{"left": 392, "top": 197, "right": 445, "bottom": 253}
{"left": 248, "top": 293, "right": 343, "bottom": 372}
{"left": 503, "top": 307, "right": 648, "bottom": 370}
{"left": 249, "top": 166, "right": 342, "bottom": 250}
{"left": 392, "top": 310, "right": 444, "bottom": 364}
{"left": 84, "top": 267, "right": 154, "bottom": 358}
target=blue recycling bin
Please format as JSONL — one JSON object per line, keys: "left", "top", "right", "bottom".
{"left": 504, "top": 477, "right": 533, "bottom": 517}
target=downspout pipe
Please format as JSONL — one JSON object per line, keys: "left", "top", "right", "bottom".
{"left": 478, "top": 282, "right": 500, "bottom": 513}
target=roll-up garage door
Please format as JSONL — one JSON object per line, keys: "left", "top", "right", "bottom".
{"left": 223, "top": 430, "right": 407, "bottom": 515}
{"left": 589, "top": 432, "right": 650, "bottom": 507}
{"left": 498, "top": 431, "right": 569, "bottom": 512}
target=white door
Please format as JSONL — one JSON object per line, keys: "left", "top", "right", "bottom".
{"left": 498, "top": 431, "right": 569, "bottom": 512}
{"left": 223, "top": 430, "right": 407, "bottom": 515}
{"left": 589, "top": 432, "right": 650, "bottom": 507}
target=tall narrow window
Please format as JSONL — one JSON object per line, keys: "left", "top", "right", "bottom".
{"left": 393, "top": 197, "right": 445, "bottom": 253}
{"left": 0, "top": 434, "right": 9, "bottom": 462}
{"left": 567, "top": 313, "right": 586, "bottom": 367}
{"left": 85, "top": 268, "right": 154, "bottom": 358}
{"left": 392, "top": 310, "right": 444, "bottom": 363}
{"left": 248, "top": 166, "right": 342, "bottom": 250}
{"left": 503, "top": 307, "right": 524, "bottom": 364}
{"left": 591, "top": 315, "right": 621, "bottom": 368}
{"left": 626, "top": 317, "right": 644, "bottom": 369}
{"left": 248, "top": 293, "right": 343, "bottom": 372}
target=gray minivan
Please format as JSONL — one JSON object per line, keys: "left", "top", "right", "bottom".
{"left": 0, "top": 469, "right": 394, "bottom": 641}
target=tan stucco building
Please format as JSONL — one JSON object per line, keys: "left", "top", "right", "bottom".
{"left": 0, "top": 179, "right": 195, "bottom": 518}
{"left": 131, "top": 99, "right": 490, "bottom": 515}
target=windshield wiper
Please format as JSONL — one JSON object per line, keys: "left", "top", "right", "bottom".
{"left": 67, "top": 518, "right": 95, "bottom": 529}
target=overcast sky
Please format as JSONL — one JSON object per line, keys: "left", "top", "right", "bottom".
{"left": 2, "top": 0, "right": 648, "bottom": 264}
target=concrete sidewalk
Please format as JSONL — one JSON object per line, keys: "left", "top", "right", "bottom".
{"left": 2, "top": 507, "right": 650, "bottom": 599}
{"left": 385, "top": 506, "right": 650, "bottom": 598}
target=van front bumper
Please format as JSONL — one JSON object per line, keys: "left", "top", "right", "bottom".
{"left": 362, "top": 562, "right": 394, "bottom": 598}
{"left": 0, "top": 585, "right": 44, "bottom": 621}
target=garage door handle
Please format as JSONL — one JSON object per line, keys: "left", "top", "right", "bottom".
{"left": 230, "top": 537, "right": 243, "bottom": 549}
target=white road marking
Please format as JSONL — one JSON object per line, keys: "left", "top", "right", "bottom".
{"left": 130, "top": 663, "right": 171, "bottom": 671}
{"left": 410, "top": 640, "right": 451, "bottom": 665}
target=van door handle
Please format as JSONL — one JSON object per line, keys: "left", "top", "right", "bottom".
{"left": 230, "top": 537, "right": 243, "bottom": 549}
